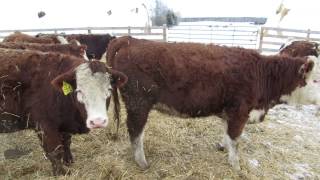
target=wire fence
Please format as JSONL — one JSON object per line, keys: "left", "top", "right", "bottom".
{"left": 1, "top": 25, "right": 320, "bottom": 54}
{"left": 258, "top": 27, "right": 320, "bottom": 54}
{"left": 168, "top": 24, "right": 260, "bottom": 49}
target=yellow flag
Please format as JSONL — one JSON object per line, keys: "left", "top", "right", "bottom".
{"left": 62, "top": 81, "right": 73, "bottom": 95}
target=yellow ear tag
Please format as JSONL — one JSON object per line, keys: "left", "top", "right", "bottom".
{"left": 62, "top": 81, "right": 73, "bottom": 95}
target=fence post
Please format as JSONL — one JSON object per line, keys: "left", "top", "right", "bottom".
{"left": 128, "top": 26, "right": 131, "bottom": 36}
{"left": 162, "top": 24, "right": 167, "bottom": 42}
{"left": 88, "top": 29, "right": 92, "bottom": 34}
{"left": 258, "top": 27, "right": 265, "bottom": 53}
{"left": 54, "top": 30, "right": 58, "bottom": 34}
{"left": 307, "top": 29, "right": 310, "bottom": 41}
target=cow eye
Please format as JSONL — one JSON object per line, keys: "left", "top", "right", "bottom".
{"left": 76, "top": 90, "right": 85, "bottom": 102}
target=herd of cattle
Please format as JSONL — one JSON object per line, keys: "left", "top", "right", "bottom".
{"left": 0, "top": 31, "right": 319, "bottom": 176}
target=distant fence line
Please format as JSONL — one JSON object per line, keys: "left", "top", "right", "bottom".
{"left": 0, "top": 26, "right": 167, "bottom": 42}
{"left": 1, "top": 25, "right": 320, "bottom": 54}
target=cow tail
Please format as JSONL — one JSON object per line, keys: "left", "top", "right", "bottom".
{"left": 106, "top": 36, "right": 131, "bottom": 67}
{"left": 107, "top": 37, "right": 131, "bottom": 139}
{"left": 112, "top": 87, "right": 121, "bottom": 139}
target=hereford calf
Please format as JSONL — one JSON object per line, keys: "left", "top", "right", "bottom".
{"left": 0, "top": 42, "right": 88, "bottom": 59}
{"left": 65, "top": 34, "right": 115, "bottom": 60}
{"left": 248, "top": 40, "right": 320, "bottom": 123}
{"left": 279, "top": 40, "right": 319, "bottom": 57}
{"left": 107, "top": 36, "right": 315, "bottom": 171}
{"left": 37, "top": 33, "right": 115, "bottom": 60}
{"left": 3, "top": 31, "right": 67, "bottom": 44}
{"left": 0, "top": 48, "right": 127, "bottom": 175}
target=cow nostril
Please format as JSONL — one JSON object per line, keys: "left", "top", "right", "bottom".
{"left": 90, "top": 120, "right": 95, "bottom": 125}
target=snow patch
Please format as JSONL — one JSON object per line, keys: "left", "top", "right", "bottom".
{"left": 248, "top": 159, "right": 260, "bottom": 168}
{"left": 287, "top": 163, "right": 314, "bottom": 180}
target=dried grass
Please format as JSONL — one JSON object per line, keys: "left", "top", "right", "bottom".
{"left": 0, "top": 102, "right": 319, "bottom": 180}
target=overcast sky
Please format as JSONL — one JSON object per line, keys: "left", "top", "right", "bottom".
{"left": 0, "top": 0, "right": 319, "bottom": 30}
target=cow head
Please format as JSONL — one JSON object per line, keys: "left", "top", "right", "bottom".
{"left": 51, "top": 61, "right": 127, "bottom": 129}
{"left": 279, "top": 40, "right": 320, "bottom": 58}
{"left": 280, "top": 56, "right": 319, "bottom": 105}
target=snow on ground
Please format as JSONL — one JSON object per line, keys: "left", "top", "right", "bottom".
{"left": 261, "top": 104, "right": 320, "bottom": 179}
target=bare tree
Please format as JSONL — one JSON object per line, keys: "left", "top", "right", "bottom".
{"left": 151, "top": 0, "right": 179, "bottom": 26}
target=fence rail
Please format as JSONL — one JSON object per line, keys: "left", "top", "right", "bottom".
{"left": 168, "top": 24, "right": 259, "bottom": 49}
{"left": 1, "top": 25, "right": 320, "bottom": 54}
{"left": 258, "top": 27, "right": 320, "bottom": 53}
{"left": 0, "top": 26, "right": 167, "bottom": 41}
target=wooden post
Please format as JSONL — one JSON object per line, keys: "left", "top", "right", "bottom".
{"left": 54, "top": 30, "right": 58, "bottom": 34}
{"left": 307, "top": 29, "right": 310, "bottom": 41}
{"left": 258, "top": 27, "right": 265, "bottom": 53}
{"left": 88, "top": 29, "right": 92, "bottom": 34}
{"left": 128, "top": 26, "right": 131, "bottom": 36}
{"left": 163, "top": 24, "right": 167, "bottom": 42}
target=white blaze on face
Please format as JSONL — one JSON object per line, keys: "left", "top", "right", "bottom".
{"left": 280, "top": 56, "right": 320, "bottom": 105}
{"left": 75, "top": 63, "right": 112, "bottom": 129}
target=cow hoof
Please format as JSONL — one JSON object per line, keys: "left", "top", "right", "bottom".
{"left": 63, "top": 159, "right": 74, "bottom": 166}
{"left": 216, "top": 143, "right": 225, "bottom": 151}
{"left": 63, "top": 154, "right": 74, "bottom": 166}
{"left": 136, "top": 160, "right": 149, "bottom": 170}
{"left": 228, "top": 158, "right": 241, "bottom": 171}
{"left": 232, "top": 164, "right": 241, "bottom": 171}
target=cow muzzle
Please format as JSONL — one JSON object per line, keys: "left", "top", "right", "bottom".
{"left": 87, "top": 117, "right": 108, "bottom": 129}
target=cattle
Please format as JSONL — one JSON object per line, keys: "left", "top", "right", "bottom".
{"left": 247, "top": 40, "right": 320, "bottom": 123}
{"left": 65, "top": 34, "right": 115, "bottom": 60}
{"left": 3, "top": 31, "right": 67, "bottom": 44}
{"left": 279, "top": 40, "right": 319, "bottom": 57}
{"left": 106, "top": 36, "right": 315, "bottom": 171}
{"left": 37, "top": 33, "right": 115, "bottom": 60}
{"left": 0, "top": 48, "right": 127, "bottom": 175}
{"left": 0, "top": 42, "right": 88, "bottom": 59}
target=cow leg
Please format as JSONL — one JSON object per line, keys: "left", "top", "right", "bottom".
{"left": 127, "top": 108, "right": 150, "bottom": 169}
{"left": 62, "top": 133, "right": 73, "bottom": 166}
{"left": 224, "top": 103, "right": 248, "bottom": 171}
{"left": 216, "top": 121, "right": 228, "bottom": 151}
{"left": 38, "top": 126, "right": 66, "bottom": 176}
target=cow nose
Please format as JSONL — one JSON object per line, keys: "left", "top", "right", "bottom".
{"left": 89, "top": 118, "right": 107, "bottom": 128}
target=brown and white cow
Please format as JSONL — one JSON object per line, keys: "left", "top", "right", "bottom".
{"left": 0, "top": 42, "right": 88, "bottom": 59}
{"left": 248, "top": 40, "right": 320, "bottom": 123}
{"left": 0, "top": 48, "right": 127, "bottom": 175}
{"left": 106, "top": 36, "right": 315, "bottom": 171}
{"left": 3, "top": 31, "right": 67, "bottom": 44}
{"left": 279, "top": 40, "right": 319, "bottom": 57}
{"left": 37, "top": 33, "right": 116, "bottom": 60}
{"left": 65, "top": 34, "right": 115, "bottom": 60}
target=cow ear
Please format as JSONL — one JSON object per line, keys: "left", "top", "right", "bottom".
{"left": 51, "top": 69, "right": 76, "bottom": 95}
{"left": 108, "top": 69, "right": 128, "bottom": 88}
{"left": 299, "top": 60, "right": 314, "bottom": 76}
